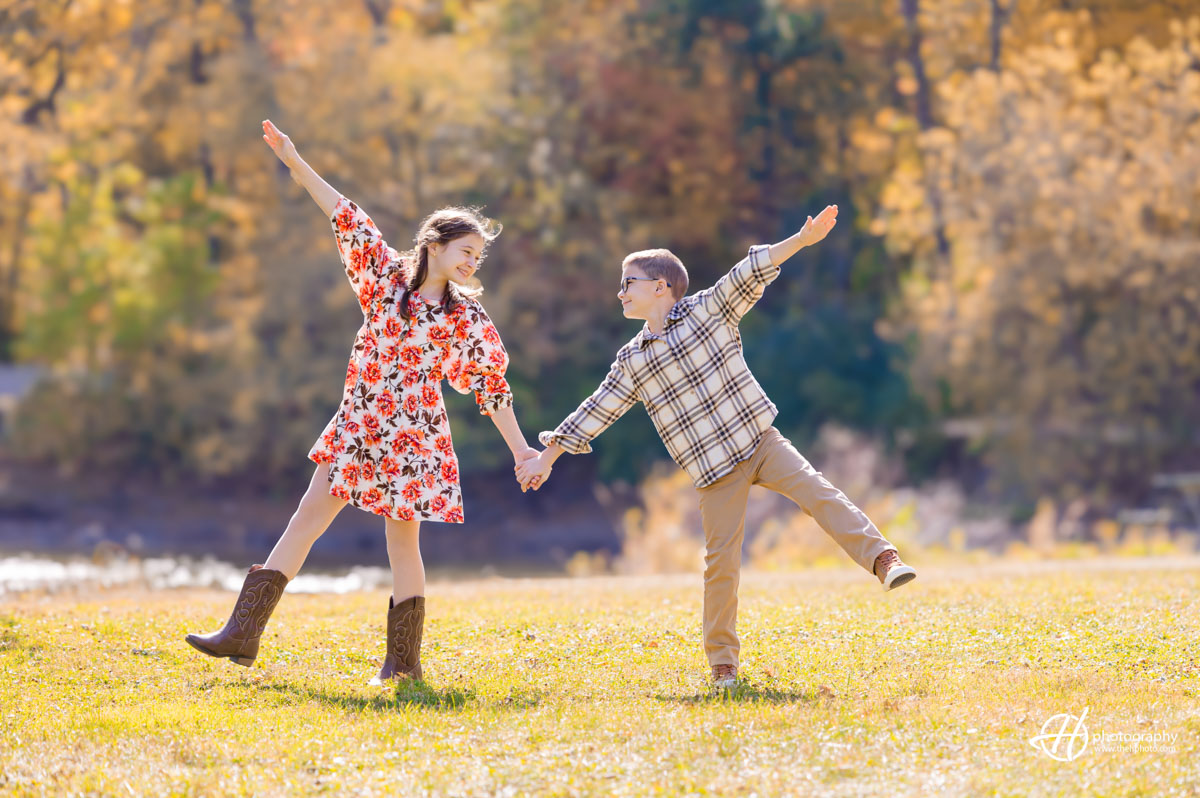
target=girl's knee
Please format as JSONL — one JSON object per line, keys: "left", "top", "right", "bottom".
{"left": 384, "top": 520, "right": 421, "bottom": 544}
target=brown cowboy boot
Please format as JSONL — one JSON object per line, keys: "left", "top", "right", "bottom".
{"left": 185, "top": 564, "right": 289, "bottom": 667}
{"left": 368, "top": 595, "right": 425, "bottom": 686}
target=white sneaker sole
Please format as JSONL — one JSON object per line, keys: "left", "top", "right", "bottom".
{"left": 883, "top": 565, "right": 916, "bottom": 591}
{"left": 713, "top": 677, "right": 737, "bottom": 690}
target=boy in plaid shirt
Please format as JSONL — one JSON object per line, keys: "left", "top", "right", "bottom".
{"left": 516, "top": 205, "right": 915, "bottom": 689}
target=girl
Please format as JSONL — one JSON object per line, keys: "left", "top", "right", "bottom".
{"left": 186, "top": 120, "right": 538, "bottom": 685}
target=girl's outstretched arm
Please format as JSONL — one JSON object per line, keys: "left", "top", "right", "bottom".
{"left": 262, "top": 119, "right": 340, "bottom": 218}
{"left": 489, "top": 405, "right": 539, "bottom": 466}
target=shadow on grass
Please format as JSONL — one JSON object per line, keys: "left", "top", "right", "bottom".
{"left": 223, "top": 679, "right": 545, "bottom": 713}
{"left": 655, "top": 682, "right": 823, "bottom": 705}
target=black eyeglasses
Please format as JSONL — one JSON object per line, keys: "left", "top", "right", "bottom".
{"left": 620, "top": 276, "right": 670, "bottom": 293}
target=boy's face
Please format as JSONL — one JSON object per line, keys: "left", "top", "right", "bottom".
{"left": 617, "top": 265, "right": 670, "bottom": 320}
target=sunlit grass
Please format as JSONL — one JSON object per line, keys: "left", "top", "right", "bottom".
{"left": 1, "top": 557, "right": 1198, "bottom": 796}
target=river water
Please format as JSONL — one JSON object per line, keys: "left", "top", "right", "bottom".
{"left": 0, "top": 553, "right": 397, "bottom": 596}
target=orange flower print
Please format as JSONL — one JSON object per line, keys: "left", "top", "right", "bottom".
{"left": 381, "top": 455, "right": 401, "bottom": 477}
{"left": 360, "top": 460, "right": 376, "bottom": 481}
{"left": 383, "top": 343, "right": 401, "bottom": 364}
{"left": 423, "top": 472, "right": 437, "bottom": 489}
{"left": 483, "top": 325, "right": 501, "bottom": 346}
{"left": 444, "top": 506, "right": 463, "bottom": 523}
{"left": 421, "top": 384, "right": 439, "bottom": 408}
{"left": 344, "top": 419, "right": 361, "bottom": 435}
{"left": 393, "top": 427, "right": 423, "bottom": 453}
{"left": 435, "top": 434, "right": 454, "bottom": 455}
{"left": 344, "top": 362, "right": 358, "bottom": 388}
{"left": 363, "top": 361, "right": 383, "bottom": 384}
{"left": 363, "top": 414, "right": 381, "bottom": 436}
{"left": 376, "top": 389, "right": 397, "bottom": 418}
{"left": 384, "top": 317, "right": 404, "bottom": 339}
{"left": 454, "top": 318, "right": 471, "bottom": 340}
{"left": 357, "top": 280, "right": 375, "bottom": 310}
{"left": 428, "top": 325, "right": 451, "bottom": 346}
{"left": 397, "top": 505, "right": 415, "bottom": 521}
{"left": 362, "top": 330, "right": 378, "bottom": 356}
{"left": 404, "top": 393, "right": 420, "bottom": 416}
{"left": 400, "top": 345, "right": 423, "bottom": 369}
{"left": 331, "top": 485, "right": 351, "bottom": 502}
{"left": 485, "top": 374, "right": 508, "bottom": 394}
{"left": 404, "top": 370, "right": 422, "bottom": 388}
{"left": 430, "top": 495, "right": 448, "bottom": 514}
{"left": 401, "top": 479, "right": 422, "bottom": 502}
{"left": 341, "top": 463, "right": 361, "bottom": 487}
{"left": 441, "top": 461, "right": 459, "bottom": 484}
{"left": 489, "top": 349, "right": 506, "bottom": 369}
{"left": 362, "top": 487, "right": 383, "bottom": 506}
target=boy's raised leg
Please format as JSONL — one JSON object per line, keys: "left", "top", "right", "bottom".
{"left": 750, "top": 427, "right": 903, "bottom": 579}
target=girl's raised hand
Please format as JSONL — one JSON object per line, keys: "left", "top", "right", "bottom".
{"left": 262, "top": 119, "right": 298, "bottom": 167}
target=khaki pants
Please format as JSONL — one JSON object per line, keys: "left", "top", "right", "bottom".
{"left": 696, "top": 426, "right": 896, "bottom": 668}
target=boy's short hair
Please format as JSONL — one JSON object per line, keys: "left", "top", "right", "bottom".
{"left": 622, "top": 249, "right": 689, "bottom": 301}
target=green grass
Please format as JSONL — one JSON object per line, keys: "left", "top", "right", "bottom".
{"left": 2, "top": 557, "right": 1199, "bottom": 796}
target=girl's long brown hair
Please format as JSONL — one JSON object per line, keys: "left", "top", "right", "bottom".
{"left": 397, "top": 207, "right": 502, "bottom": 320}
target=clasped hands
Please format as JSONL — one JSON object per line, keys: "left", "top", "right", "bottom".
{"left": 512, "top": 447, "right": 553, "bottom": 493}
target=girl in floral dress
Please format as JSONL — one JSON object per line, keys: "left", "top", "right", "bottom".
{"left": 186, "top": 120, "right": 540, "bottom": 684}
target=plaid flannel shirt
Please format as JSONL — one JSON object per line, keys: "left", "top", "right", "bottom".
{"left": 539, "top": 245, "right": 782, "bottom": 488}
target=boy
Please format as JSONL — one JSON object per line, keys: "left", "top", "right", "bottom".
{"left": 515, "top": 205, "right": 915, "bottom": 689}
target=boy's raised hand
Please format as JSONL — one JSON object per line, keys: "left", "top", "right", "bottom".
{"left": 515, "top": 450, "right": 553, "bottom": 493}
{"left": 797, "top": 204, "right": 838, "bottom": 247}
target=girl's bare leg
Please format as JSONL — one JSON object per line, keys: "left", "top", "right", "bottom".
{"left": 383, "top": 518, "right": 425, "bottom": 600}
{"left": 263, "top": 462, "right": 348, "bottom": 579}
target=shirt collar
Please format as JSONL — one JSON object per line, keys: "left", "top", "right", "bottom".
{"left": 633, "top": 300, "right": 688, "bottom": 349}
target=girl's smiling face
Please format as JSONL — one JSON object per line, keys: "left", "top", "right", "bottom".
{"left": 428, "top": 233, "right": 486, "bottom": 286}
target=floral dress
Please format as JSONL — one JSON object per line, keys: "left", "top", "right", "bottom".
{"left": 307, "top": 195, "right": 513, "bottom": 523}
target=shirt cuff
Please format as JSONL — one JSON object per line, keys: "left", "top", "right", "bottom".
{"left": 749, "top": 244, "right": 780, "bottom": 275}
{"left": 538, "top": 430, "right": 592, "bottom": 455}
{"left": 476, "top": 388, "right": 514, "bottom": 417}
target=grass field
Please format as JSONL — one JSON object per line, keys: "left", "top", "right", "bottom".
{"left": 2, "top": 556, "right": 1198, "bottom": 796}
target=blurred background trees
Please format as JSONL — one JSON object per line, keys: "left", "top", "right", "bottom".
{"left": 2, "top": 0, "right": 1198, "bottom": 547}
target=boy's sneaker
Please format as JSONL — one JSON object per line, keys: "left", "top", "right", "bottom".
{"left": 874, "top": 549, "right": 916, "bottom": 591}
{"left": 712, "top": 663, "right": 738, "bottom": 690}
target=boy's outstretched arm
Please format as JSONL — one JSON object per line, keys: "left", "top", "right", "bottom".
{"left": 768, "top": 204, "right": 838, "bottom": 267}
{"left": 697, "top": 204, "right": 839, "bottom": 326}
{"left": 514, "top": 358, "right": 641, "bottom": 492}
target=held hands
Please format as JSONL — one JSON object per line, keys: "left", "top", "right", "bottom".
{"left": 515, "top": 449, "right": 553, "bottom": 493}
{"left": 797, "top": 204, "right": 838, "bottom": 248}
{"left": 513, "top": 446, "right": 540, "bottom": 467}
{"left": 262, "top": 119, "right": 299, "bottom": 170}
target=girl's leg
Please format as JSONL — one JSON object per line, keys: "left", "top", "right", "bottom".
{"left": 263, "top": 462, "right": 349, "bottom": 579}
{"left": 371, "top": 518, "right": 426, "bottom": 684}
{"left": 383, "top": 518, "right": 424, "bottom": 600}
{"left": 186, "top": 462, "right": 343, "bottom": 666}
